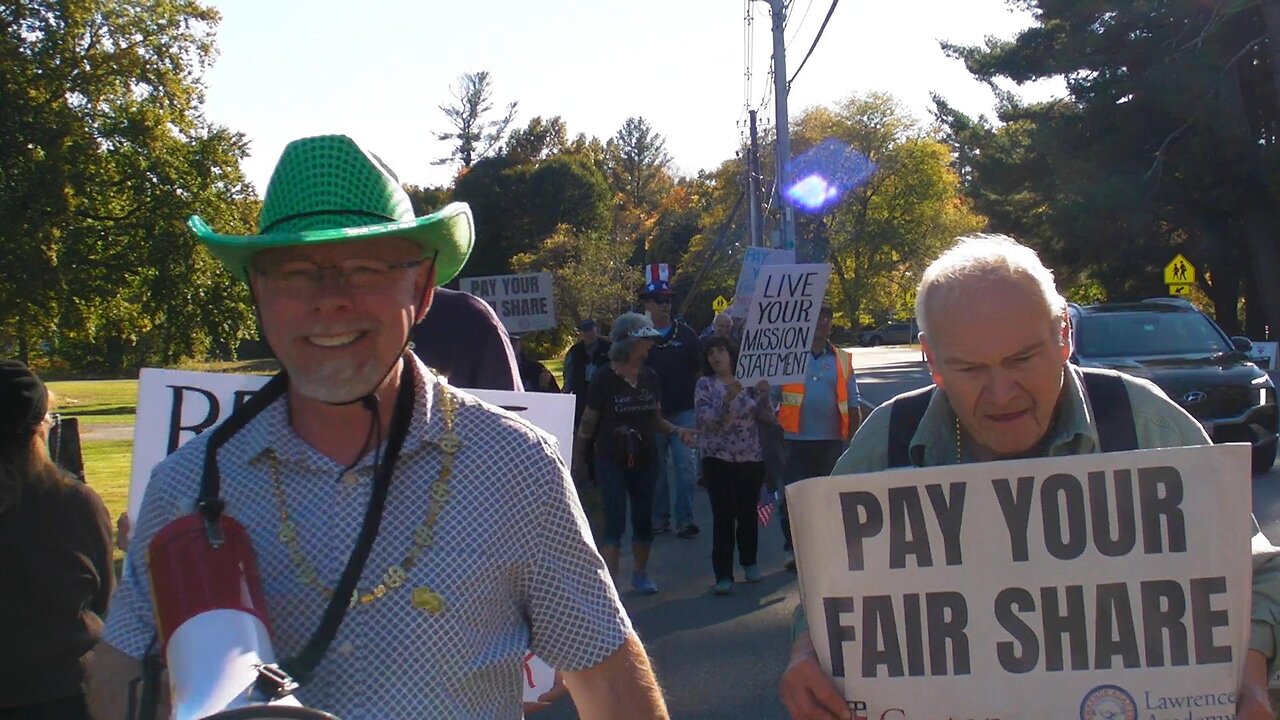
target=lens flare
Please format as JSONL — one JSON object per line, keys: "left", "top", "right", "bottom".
{"left": 783, "top": 139, "right": 877, "bottom": 212}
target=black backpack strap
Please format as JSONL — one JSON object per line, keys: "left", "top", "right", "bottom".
{"left": 1079, "top": 368, "right": 1137, "bottom": 452}
{"left": 887, "top": 385, "right": 936, "bottom": 468}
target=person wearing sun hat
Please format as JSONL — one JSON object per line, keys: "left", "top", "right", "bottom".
{"left": 91, "top": 135, "right": 667, "bottom": 719}
{"left": 572, "top": 313, "right": 698, "bottom": 594}
{"left": 0, "top": 361, "right": 114, "bottom": 720}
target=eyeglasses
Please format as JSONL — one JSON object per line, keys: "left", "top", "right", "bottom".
{"left": 250, "top": 256, "right": 431, "bottom": 294}
{"left": 646, "top": 296, "right": 673, "bottom": 305}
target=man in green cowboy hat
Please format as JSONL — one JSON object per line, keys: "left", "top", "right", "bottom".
{"left": 90, "top": 135, "right": 668, "bottom": 719}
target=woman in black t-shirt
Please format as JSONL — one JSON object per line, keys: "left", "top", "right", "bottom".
{"left": 573, "top": 313, "right": 697, "bottom": 595}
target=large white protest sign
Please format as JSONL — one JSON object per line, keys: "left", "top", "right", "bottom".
{"left": 735, "top": 263, "right": 830, "bottom": 385}
{"left": 458, "top": 272, "right": 557, "bottom": 332}
{"left": 127, "top": 368, "right": 574, "bottom": 703}
{"left": 788, "top": 444, "right": 1253, "bottom": 719}
{"left": 128, "top": 369, "right": 575, "bottom": 520}
{"left": 729, "top": 246, "right": 795, "bottom": 318}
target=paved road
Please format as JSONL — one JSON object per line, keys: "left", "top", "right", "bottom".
{"left": 541, "top": 345, "right": 1280, "bottom": 718}
{"left": 541, "top": 346, "right": 934, "bottom": 720}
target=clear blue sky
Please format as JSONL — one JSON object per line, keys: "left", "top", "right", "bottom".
{"left": 201, "top": 0, "right": 1059, "bottom": 193}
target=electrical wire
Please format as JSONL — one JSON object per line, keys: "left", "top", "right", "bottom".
{"left": 787, "top": 0, "right": 839, "bottom": 90}
{"left": 786, "top": 0, "right": 815, "bottom": 49}
{"left": 742, "top": 0, "right": 754, "bottom": 119}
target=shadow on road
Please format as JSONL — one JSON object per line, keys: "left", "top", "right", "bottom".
{"left": 625, "top": 573, "right": 792, "bottom": 642}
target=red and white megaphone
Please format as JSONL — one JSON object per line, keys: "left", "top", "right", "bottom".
{"left": 149, "top": 514, "right": 337, "bottom": 720}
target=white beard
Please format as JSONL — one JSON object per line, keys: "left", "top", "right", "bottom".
{"left": 290, "top": 355, "right": 390, "bottom": 405}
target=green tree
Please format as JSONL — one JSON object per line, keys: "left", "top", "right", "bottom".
{"left": 0, "top": 0, "right": 257, "bottom": 370}
{"left": 451, "top": 148, "right": 611, "bottom": 278}
{"left": 404, "top": 184, "right": 451, "bottom": 217}
{"left": 936, "top": 0, "right": 1279, "bottom": 334}
{"left": 434, "top": 71, "right": 517, "bottom": 170}
{"left": 504, "top": 116, "right": 569, "bottom": 165}
{"left": 603, "top": 116, "right": 674, "bottom": 211}
{"left": 511, "top": 225, "right": 641, "bottom": 337}
{"left": 790, "top": 94, "right": 986, "bottom": 324}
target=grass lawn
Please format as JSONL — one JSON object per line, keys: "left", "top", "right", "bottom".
{"left": 82, "top": 440, "right": 133, "bottom": 519}
{"left": 48, "top": 380, "right": 140, "bottom": 532}
{"left": 543, "top": 356, "right": 565, "bottom": 389}
{"left": 47, "top": 379, "right": 138, "bottom": 426}
{"left": 52, "top": 355, "right": 591, "bottom": 545}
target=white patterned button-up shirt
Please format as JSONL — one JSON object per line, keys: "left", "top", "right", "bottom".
{"left": 105, "top": 357, "right": 631, "bottom": 718}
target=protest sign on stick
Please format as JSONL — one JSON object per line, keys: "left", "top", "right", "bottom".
{"left": 735, "top": 263, "right": 830, "bottom": 385}
{"left": 787, "top": 443, "right": 1253, "bottom": 719}
{"left": 459, "top": 272, "right": 557, "bottom": 332}
{"left": 729, "top": 247, "right": 795, "bottom": 319}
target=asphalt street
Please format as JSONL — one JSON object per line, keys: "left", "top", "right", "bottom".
{"left": 540, "top": 345, "right": 1280, "bottom": 719}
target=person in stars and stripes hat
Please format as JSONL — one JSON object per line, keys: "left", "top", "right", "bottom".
{"left": 90, "top": 134, "right": 668, "bottom": 720}
{"left": 637, "top": 263, "right": 705, "bottom": 540}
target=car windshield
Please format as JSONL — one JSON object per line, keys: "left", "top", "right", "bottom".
{"left": 1077, "top": 311, "right": 1232, "bottom": 358}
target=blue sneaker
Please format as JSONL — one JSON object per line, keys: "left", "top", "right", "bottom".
{"left": 632, "top": 570, "right": 658, "bottom": 594}
{"left": 714, "top": 579, "right": 733, "bottom": 595}
{"left": 743, "top": 564, "right": 761, "bottom": 582}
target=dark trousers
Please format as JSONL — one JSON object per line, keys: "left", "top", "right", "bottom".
{"left": 0, "top": 695, "right": 91, "bottom": 720}
{"left": 597, "top": 455, "right": 658, "bottom": 546}
{"left": 703, "top": 457, "right": 765, "bottom": 581}
{"left": 779, "top": 439, "right": 846, "bottom": 551}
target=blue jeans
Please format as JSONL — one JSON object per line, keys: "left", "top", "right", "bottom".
{"left": 651, "top": 408, "right": 697, "bottom": 529}
{"left": 596, "top": 455, "right": 658, "bottom": 546}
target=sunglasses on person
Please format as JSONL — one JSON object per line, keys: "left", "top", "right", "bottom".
{"left": 645, "top": 296, "right": 673, "bottom": 305}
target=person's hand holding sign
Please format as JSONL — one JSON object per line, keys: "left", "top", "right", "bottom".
{"left": 1236, "top": 650, "right": 1276, "bottom": 719}
{"left": 724, "top": 378, "right": 744, "bottom": 402}
{"left": 779, "top": 633, "right": 850, "bottom": 720}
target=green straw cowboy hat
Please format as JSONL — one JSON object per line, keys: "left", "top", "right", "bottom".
{"left": 188, "top": 134, "right": 473, "bottom": 285}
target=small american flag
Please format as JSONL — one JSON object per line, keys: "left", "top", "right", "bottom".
{"left": 757, "top": 491, "right": 777, "bottom": 527}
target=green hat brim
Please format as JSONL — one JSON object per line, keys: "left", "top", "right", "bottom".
{"left": 189, "top": 202, "right": 474, "bottom": 285}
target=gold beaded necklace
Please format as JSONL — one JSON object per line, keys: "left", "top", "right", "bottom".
{"left": 267, "top": 380, "right": 460, "bottom": 611}
{"left": 954, "top": 416, "right": 963, "bottom": 464}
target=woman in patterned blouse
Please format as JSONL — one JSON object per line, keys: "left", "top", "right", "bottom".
{"left": 693, "top": 337, "right": 777, "bottom": 595}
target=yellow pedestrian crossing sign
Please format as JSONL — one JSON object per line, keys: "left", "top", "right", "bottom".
{"left": 712, "top": 295, "right": 730, "bottom": 313}
{"left": 1169, "top": 284, "right": 1191, "bottom": 296}
{"left": 1163, "top": 254, "right": 1195, "bottom": 285}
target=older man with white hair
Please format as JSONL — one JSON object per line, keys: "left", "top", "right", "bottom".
{"left": 779, "top": 234, "right": 1280, "bottom": 720}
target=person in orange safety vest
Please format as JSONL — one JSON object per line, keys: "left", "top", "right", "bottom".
{"left": 772, "top": 305, "right": 861, "bottom": 570}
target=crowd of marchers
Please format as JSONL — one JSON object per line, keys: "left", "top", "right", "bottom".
{"left": 3, "top": 133, "right": 1278, "bottom": 720}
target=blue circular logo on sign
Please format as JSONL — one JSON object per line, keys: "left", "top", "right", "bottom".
{"left": 1080, "top": 684, "right": 1137, "bottom": 720}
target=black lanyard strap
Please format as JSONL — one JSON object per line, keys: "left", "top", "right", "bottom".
{"left": 277, "top": 357, "right": 417, "bottom": 685}
{"left": 195, "top": 358, "right": 419, "bottom": 696}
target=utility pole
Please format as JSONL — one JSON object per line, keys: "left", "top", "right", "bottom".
{"left": 766, "top": 0, "right": 795, "bottom": 250}
{"left": 747, "top": 110, "right": 765, "bottom": 248}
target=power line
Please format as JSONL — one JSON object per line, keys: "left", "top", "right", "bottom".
{"left": 785, "top": 0, "right": 815, "bottom": 50}
{"left": 743, "top": 0, "right": 755, "bottom": 117}
{"left": 787, "top": 0, "right": 839, "bottom": 90}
